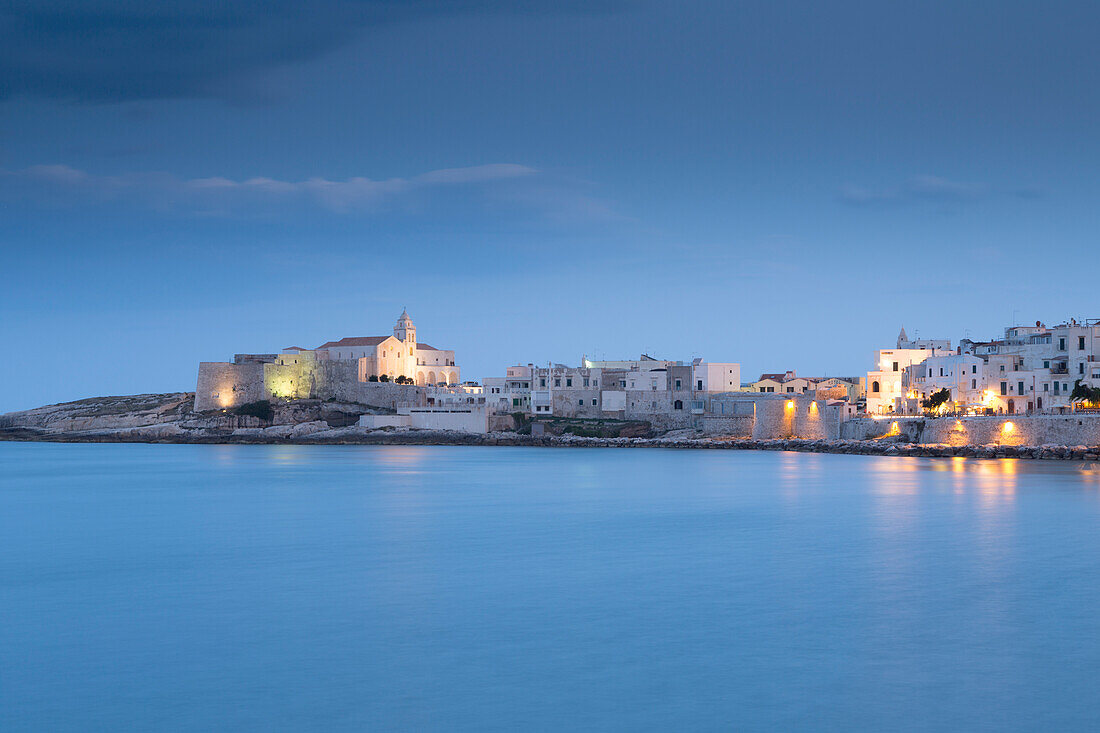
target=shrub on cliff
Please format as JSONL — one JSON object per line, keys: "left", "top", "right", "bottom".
{"left": 368, "top": 375, "right": 379, "bottom": 382}
{"left": 234, "top": 400, "right": 273, "bottom": 421}
{"left": 379, "top": 374, "right": 390, "bottom": 382}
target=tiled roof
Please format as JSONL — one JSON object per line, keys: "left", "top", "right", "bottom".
{"left": 416, "top": 343, "right": 440, "bottom": 351}
{"left": 316, "top": 336, "right": 388, "bottom": 349}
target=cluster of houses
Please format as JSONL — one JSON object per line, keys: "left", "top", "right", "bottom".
{"left": 196, "top": 311, "right": 1100, "bottom": 432}
{"left": 867, "top": 321, "right": 1100, "bottom": 416}
{"left": 450, "top": 318, "right": 1100, "bottom": 421}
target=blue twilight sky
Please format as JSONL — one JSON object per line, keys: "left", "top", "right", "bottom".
{"left": 2, "top": 1, "right": 1099, "bottom": 412}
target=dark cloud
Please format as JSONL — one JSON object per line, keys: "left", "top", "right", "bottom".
{"left": 0, "top": 0, "right": 629, "bottom": 103}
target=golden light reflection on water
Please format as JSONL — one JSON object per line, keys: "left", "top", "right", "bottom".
{"left": 867, "top": 455, "right": 1019, "bottom": 500}
{"left": 369, "top": 446, "right": 433, "bottom": 468}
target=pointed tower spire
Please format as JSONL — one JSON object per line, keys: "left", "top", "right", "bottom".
{"left": 897, "top": 326, "right": 908, "bottom": 348}
{"left": 394, "top": 309, "right": 416, "bottom": 342}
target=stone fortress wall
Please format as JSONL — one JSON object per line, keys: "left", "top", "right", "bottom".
{"left": 195, "top": 353, "right": 425, "bottom": 412}
{"left": 842, "top": 414, "right": 1100, "bottom": 447}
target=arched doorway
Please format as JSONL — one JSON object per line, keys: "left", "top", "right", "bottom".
{"left": 427, "top": 371, "right": 436, "bottom": 385}
{"left": 417, "top": 372, "right": 425, "bottom": 386}
{"left": 1007, "top": 399, "right": 1015, "bottom": 414}
{"left": 674, "top": 399, "right": 683, "bottom": 410}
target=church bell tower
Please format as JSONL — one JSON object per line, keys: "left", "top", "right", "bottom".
{"left": 394, "top": 308, "right": 416, "bottom": 344}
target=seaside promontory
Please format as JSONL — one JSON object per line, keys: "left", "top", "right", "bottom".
{"left": 5, "top": 392, "right": 1100, "bottom": 463}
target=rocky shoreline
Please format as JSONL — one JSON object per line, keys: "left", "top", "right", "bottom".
{"left": 4, "top": 392, "right": 1099, "bottom": 460}
{"left": 3, "top": 425, "right": 1100, "bottom": 461}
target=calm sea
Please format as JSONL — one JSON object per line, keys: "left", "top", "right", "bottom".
{"left": 2, "top": 443, "right": 1100, "bottom": 731}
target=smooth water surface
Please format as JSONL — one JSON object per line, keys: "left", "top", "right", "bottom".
{"left": 2, "top": 443, "right": 1100, "bottom": 731}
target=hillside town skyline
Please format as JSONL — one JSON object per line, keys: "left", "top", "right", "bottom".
{"left": 195, "top": 309, "right": 1100, "bottom": 423}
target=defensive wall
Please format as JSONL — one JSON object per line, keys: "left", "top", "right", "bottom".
{"left": 196, "top": 355, "right": 425, "bottom": 412}
{"left": 841, "top": 414, "right": 1100, "bottom": 447}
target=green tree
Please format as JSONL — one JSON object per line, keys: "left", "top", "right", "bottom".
{"left": 1071, "top": 380, "right": 1100, "bottom": 404}
{"left": 368, "top": 374, "right": 379, "bottom": 382}
{"left": 924, "top": 388, "right": 951, "bottom": 412}
{"left": 379, "top": 374, "right": 390, "bottom": 382}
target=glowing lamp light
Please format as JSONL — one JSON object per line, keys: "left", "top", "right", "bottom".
{"left": 786, "top": 400, "right": 795, "bottom": 410}
{"left": 1002, "top": 421, "right": 1015, "bottom": 434}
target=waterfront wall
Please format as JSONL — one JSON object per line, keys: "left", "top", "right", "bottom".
{"left": 196, "top": 357, "right": 425, "bottom": 412}
{"left": 727, "top": 395, "right": 842, "bottom": 440}
{"left": 359, "top": 407, "right": 488, "bottom": 433}
{"left": 841, "top": 415, "right": 1100, "bottom": 446}
{"left": 195, "top": 362, "right": 266, "bottom": 411}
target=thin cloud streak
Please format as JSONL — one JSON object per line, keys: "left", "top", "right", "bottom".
{"left": 3, "top": 162, "right": 538, "bottom": 213}
{"left": 840, "top": 174, "right": 990, "bottom": 207}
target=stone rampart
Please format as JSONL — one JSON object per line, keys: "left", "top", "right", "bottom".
{"left": 701, "top": 415, "right": 754, "bottom": 437}
{"left": 195, "top": 362, "right": 265, "bottom": 411}
{"left": 841, "top": 414, "right": 1100, "bottom": 447}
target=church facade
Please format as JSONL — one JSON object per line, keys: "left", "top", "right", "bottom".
{"left": 309, "top": 310, "right": 460, "bottom": 386}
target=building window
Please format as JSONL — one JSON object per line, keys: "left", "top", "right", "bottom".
{"left": 1080, "top": 336, "right": 1087, "bottom": 350}
{"left": 872, "top": 381, "right": 880, "bottom": 393}
{"left": 674, "top": 399, "right": 683, "bottom": 410}
{"left": 786, "top": 387, "right": 794, "bottom": 393}
{"left": 892, "top": 362, "right": 899, "bottom": 371}
{"left": 1080, "top": 363, "right": 1086, "bottom": 375}
{"left": 1043, "top": 383, "right": 1049, "bottom": 392}
{"left": 971, "top": 379, "right": 976, "bottom": 389}
{"left": 540, "top": 378, "right": 546, "bottom": 387}
{"left": 1018, "top": 381, "right": 1025, "bottom": 395}
{"left": 972, "top": 365, "right": 977, "bottom": 373}
{"left": 1060, "top": 337, "right": 1066, "bottom": 350}
{"left": 593, "top": 380, "right": 598, "bottom": 387}
{"left": 675, "top": 379, "right": 682, "bottom": 390}
{"left": 554, "top": 378, "right": 560, "bottom": 387}
{"left": 697, "top": 380, "right": 703, "bottom": 390}
{"left": 583, "top": 378, "right": 589, "bottom": 387}
{"left": 592, "top": 399, "right": 597, "bottom": 405}
{"left": 578, "top": 399, "right": 583, "bottom": 405}
{"left": 1000, "top": 382, "right": 1007, "bottom": 396}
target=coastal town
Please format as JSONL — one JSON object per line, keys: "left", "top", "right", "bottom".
{"left": 5, "top": 309, "right": 1100, "bottom": 454}
{"left": 176, "top": 310, "right": 1100, "bottom": 449}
